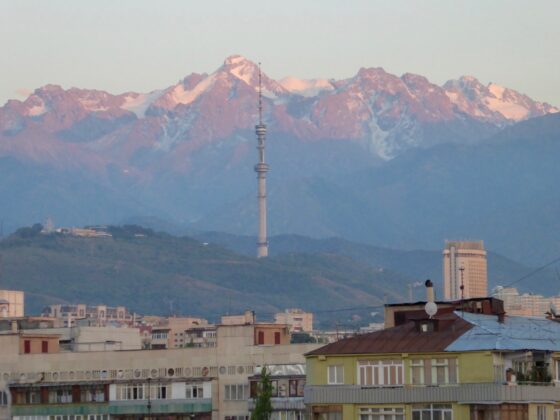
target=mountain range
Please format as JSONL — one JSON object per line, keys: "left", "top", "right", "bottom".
{"left": 0, "top": 55, "right": 559, "bottom": 265}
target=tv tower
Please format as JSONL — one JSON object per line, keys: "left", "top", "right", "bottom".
{"left": 255, "top": 63, "right": 269, "bottom": 258}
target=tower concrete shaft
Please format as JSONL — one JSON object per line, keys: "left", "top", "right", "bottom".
{"left": 255, "top": 124, "right": 269, "bottom": 258}
{"left": 255, "top": 65, "right": 269, "bottom": 258}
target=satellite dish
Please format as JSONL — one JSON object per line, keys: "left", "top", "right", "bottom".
{"left": 425, "top": 302, "right": 438, "bottom": 319}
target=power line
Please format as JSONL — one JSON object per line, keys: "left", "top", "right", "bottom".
{"left": 503, "top": 255, "right": 560, "bottom": 289}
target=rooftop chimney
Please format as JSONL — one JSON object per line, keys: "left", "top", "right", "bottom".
{"left": 424, "top": 280, "right": 438, "bottom": 319}
{"left": 425, "top": 280, "right": 435, "bottom": 303}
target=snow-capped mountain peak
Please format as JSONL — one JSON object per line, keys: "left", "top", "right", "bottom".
{"left": 222, "top": 54, "right": 261, "bottom": 85}
{"left": 444, "top": 76, "right": 558, "bottom": 122}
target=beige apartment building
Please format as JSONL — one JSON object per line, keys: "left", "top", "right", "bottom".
{"left": 443, "top": 240, "right": 488, "bottom": 300}
{"left": 0, "top": 290, "right": 24, "bottom": 318}
{"left": 274, "top": 309, "right": 313, "bottom": 333}
{"left": 0, "top": 313, "right": 319, "bottom": 420}
{"left": 42, "top": 304, "right": 134, "bottom": 327}
{"left": 492, "top": 286, "right": 560, "bottom": 317}
{"left": 144, "top": 316, "right": 210, "bottom": 349}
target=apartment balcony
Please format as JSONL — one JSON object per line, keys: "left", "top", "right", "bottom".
{"left": 109, "top": 398, "right": 212, "bottom": 415}
{"left": 10, "top": 399, "right": 212, "bottom": 417}
{"left": 305, "top": 383, "right": 560, "bottom": 405}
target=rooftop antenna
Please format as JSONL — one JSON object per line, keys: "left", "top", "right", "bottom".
{"left": 254, "top": 62, "right": 269, "bottom": 258}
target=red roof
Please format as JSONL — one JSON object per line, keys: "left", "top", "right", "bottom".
{"left": 306, "top": 313, "right": 472, "bottom": 356}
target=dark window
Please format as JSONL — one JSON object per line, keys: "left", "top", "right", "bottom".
{"left": 289, "top": 380, "right": 297, "bottom": 397}
{"left": 274, "top": 332, "right": 281, "bottom": 344}
{"left": 257, "top": 331, "right": 264, "bottom": 345}
{"left": 41, "top": 341, "right": 49, "bottom": 353}
{"left": 24, "top": 340, "right": 31, "bottom": 354}
{"left": 250, "top": 381, "right": 258, "bottom": 398}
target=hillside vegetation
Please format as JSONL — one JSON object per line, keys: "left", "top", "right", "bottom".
{"left": 0, "top": 226, "right": 410, "bottom": 327}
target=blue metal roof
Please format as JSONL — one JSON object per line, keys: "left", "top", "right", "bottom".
{"left": 446, "top": 312, "right": 560, "bottom": 352}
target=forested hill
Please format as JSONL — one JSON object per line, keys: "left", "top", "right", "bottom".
{"left": 0, "top": 226, "right": 410, "bottom": 327}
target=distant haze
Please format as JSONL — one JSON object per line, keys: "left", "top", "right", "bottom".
{"left": 1, "top": 0, "right": 559, "bottom": 106}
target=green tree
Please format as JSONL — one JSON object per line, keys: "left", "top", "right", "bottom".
{"left": 251, "top": 366, "right": 273, "bottom": 420}
{"left": 290, "top": 332, "right": 317, "bottom": 344}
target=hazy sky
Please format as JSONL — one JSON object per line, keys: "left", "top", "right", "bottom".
{"left": 2, "top": 0, "right": 559, "bottom": 106}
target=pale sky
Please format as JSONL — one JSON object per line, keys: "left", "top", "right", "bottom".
{"left": 1, "top": 0, "right": 559, "bottom": 106}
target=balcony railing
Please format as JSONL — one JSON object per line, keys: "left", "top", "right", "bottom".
{"left": 305, "top": 383, "right": 560, "bottom": 405}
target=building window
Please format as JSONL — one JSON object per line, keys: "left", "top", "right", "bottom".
{"left": 224, "top": 384, "right": 248, "bottom": 401}
{"left": 412, "top": 404, "right": 452, "bottom": 420}
{"left": 24, "top": 340, "right": 31, "bottom": 354}
{"left": 286, "top": 413, "right": 304, "bottom": 420}
{"left": 289, "top": 379, "right": 305, "bottom": 397}
{"left": 115, "top": 383, "right": 169, "bottom": 401}
{"left": 257, "top": 331, "right": 265, "bottom": 345}
{"left": 359, "top": 407, "right": 404, "bottom": 420}
{"left": 410, "top": 359, "right": 424, "bottom": 385}
{"left": 48, "top": 388, "right": 72, "bottom": 403}
{"left": 538, "top": 406, "right": 547, "bottom": 420}
{"left": 328, "top": 365, "right": 344, "bottom": 385}
{"left": 358, "top": 360, "right": 403, "bottom": 386}
{"left": 41, "top": 341, "right": 49, "bottom": 353}
{"left": 186, "top": 384, "right": 204, "bottom": 399}
{"left": 432, "top": 359, "right": 450, "bottom": 385}
{"left": 0, "top": 391, "right": 7, "bottom": 406}
{"left": 225, "top": 416, "right": 249, "bottom": 420}
{"left": 21, "top": 390, "right": 40, "bottom": 404}
{"left": 80, "top": 386, "right": 105, "bottom": 402}
{"left": 270, "top": 380, "right": 278, "bottom": 397}
{"left": 274, "top": 332, "right": 281, "bottom": 344}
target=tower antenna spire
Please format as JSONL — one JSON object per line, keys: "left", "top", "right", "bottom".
{"left": 254, "top": 62, "right": 269, "bottom": 258}
{"left": 258, "top": 62, "right": 263, "bottom": 125}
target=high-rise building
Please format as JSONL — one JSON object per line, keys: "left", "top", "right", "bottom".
{"left": 0, "top": 289, "right": 24, "bottom": 318}
{"left": 443, "top": 240, "right": 488, "bottom": 300}
{"left": 254, "top": 64, "right": 269, "bottom": 258}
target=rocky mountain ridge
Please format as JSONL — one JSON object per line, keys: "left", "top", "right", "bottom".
{"left": 1, "top": 55, "right": 556, "bottom": 169}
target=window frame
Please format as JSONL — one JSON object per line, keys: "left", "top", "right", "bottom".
{"left": 224, "top": 384, "right": 248, "bottom": 401}
{"left": 327, "top": 365, "right": 344, "bottom": 385}
{"left": 410, "top": 359, "right": 425, "bottom": 385}
{"left": 411, "top": 404, "right": 453, "bottom": 420}
{"left": 185, "top": 383, "right": 204, "bottom": 399}
{"left": 432, "top": 358, "right": 450, "bottom": 385}
{"left": 357, "top": 360, "right": 404, "bottom": 387}
{"left": 359, "top": 406, "right": 405, "bottom": 420}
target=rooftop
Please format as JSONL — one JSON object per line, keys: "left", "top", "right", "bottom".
{"left": 306, "top": 312, "right": 472, "bottom": 356}
{"left": 446, "top": 312, "right": 560, "bottom": 352}
{"left": 307, "top": 310, "right": 560, "bottom": 357}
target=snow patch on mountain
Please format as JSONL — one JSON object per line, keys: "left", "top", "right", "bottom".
{"left": 25, "top": 97, "right": 47, "bottom": 117}
{"left": 121, "top": 90, "right": 164, "bottom": 117}
{"left": 172, "top": 74, "right": 217, "bottom": 106}
{"left": 222, "top": 55, "right": 264, "bottom": 88}
{"left": 279, "top": 77, "right": 334, "bottom": 97}
{"left": 444, "top": 77, "right": 558, "bottom": 122}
